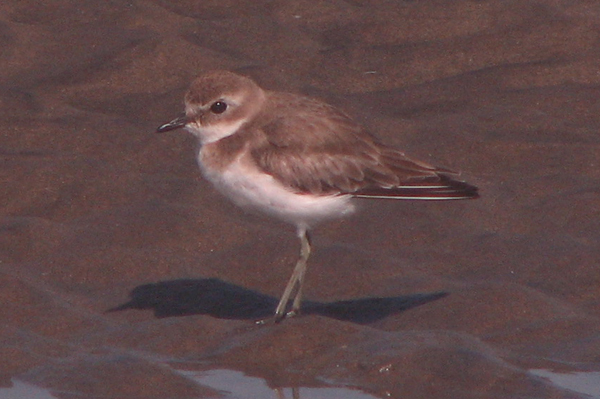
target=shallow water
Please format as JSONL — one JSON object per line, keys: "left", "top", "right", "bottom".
{"left": 530, "top": 370, "right": 600, "bottom": 399}
{"left": 184, "top": 369, "right": 381, "bottom": 399}
{"left": 0, "top": 380, "right": 56, "bottom": 399}
{"left": 2, "top": 370, "right": 381, "bottom": 399}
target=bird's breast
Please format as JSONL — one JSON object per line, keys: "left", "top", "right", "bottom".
{"left": 197, "top": 132, "right": 249, "bottom": 174}
{"left": 197, "top": 146, "right": 354, "bottom": 228}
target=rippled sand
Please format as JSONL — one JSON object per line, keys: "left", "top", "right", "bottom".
{"left": 2, "top": 1, "right": 600, "bottom": 398}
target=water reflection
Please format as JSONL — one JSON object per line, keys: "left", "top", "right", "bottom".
{"left": 0, "top": 379, "right": 57, "bottom": 399}
{"left": 3, "top": 370, "right": 382, "bottom": 399}
{"left": 182, "top": 368, "right": 381, "bottom": 399}
{"left": 530, "top": 369, "right": 600, "bottom": 398}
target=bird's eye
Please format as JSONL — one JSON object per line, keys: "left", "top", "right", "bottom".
{"left": 210, "top": 101, "right": 228, "bottom": 114}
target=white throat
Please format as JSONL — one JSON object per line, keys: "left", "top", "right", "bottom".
{"left": 185, "top": 118, "right": 247, "bottom": 144}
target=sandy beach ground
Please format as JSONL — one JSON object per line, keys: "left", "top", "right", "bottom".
{"left": 2, "top": 1, "right": 600, "bottom": 398}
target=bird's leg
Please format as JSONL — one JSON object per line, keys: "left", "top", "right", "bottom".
{"left": 273, "top": 228, "right": 311, "bottom": 322}
{"left": 290, "top": 230, "right": 311, "bottom": 315}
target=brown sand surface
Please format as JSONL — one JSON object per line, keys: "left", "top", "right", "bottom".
{"left": 2, "top": 0, "right": 600, "bottom": 397}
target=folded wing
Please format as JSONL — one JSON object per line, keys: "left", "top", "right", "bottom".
{"left": 250, "top": 94, "right": 478, "bottom": 200}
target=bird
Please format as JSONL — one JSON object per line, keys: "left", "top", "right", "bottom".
{"left": 156, "top": 70, "right": 478, "bottom": 322}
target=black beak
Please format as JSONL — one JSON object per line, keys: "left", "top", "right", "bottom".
{"left": 156, "top": 114, "right": 188, "bottom": 133}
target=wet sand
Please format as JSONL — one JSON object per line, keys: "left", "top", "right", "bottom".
{"left": 2, "top": 0, "right": 600, "bottom": 397}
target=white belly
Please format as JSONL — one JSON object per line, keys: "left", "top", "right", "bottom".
{"left": 199, "top": 156, "right": 355, "bottom": 229}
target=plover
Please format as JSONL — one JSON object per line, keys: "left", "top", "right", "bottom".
{"left": 157, "top": 70, "right": 478, "bottom": 322}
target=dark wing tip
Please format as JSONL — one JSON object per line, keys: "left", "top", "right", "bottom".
{"left": 439, "top": 175, "right": 479, "bottom": 199}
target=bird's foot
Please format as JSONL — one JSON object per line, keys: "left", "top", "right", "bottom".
{"left": 255, "top": 309, "right": 299, "bottom": 325}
